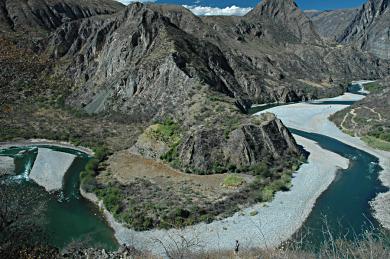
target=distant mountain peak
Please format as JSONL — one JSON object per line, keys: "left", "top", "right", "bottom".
{"left": 248, "top": 0, "right": 299, "bottom": 17}
{"left": 245, "top": 0, "right": 321, "bottom": 43}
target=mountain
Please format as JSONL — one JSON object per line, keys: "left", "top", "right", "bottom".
{"left": 46, "top": 0, "right": 388, "bottom": 117}
{"left": 0, "top": 0, "right": 123, "bottom": 34}
{"left": 246, "top": 0, "right": 321, "bottom": 43}
{"left": 338, "top": 0, "right": 390, "bottom": 59}
{"left": 305, "top": 9, "right": 359, "bottom": 39}
{"left": 39, "top": 0, "right": 390, "bottom": 174}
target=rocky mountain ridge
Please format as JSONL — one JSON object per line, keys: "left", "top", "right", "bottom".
{"left": 246, "top": 0, "right": 321, "bottom": 43}
{"left": 47, "top": 1, "right": 388, "bottom": 118}
{"left": 0, "top": 0, "right": 123, "bottom": 34}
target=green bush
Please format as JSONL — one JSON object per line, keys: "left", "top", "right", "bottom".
{"left": 261, "top": 187, "right": 274, "bottom": 202}
{"left": 96, "top": 186, "right": 123, "bottom": 215}
{"left": 85, "top": 159, "right": 99, "bottom": 174}
{"left": 252, "top": 162, "right": 271, "bottom": 177}
{"left": 80, "top": 145, "right": 110, "bottom": 190}
{"left": 364, "top": 82, "right": 384, "bottom": 94}
{"left": 150, "top": 118, "right": 181, "bottom": 145}
{"left": 93, "top": 146, "right": 110, "bottom": 161}
{"left": 223, "top": 175, "right": 245, "bottom": 187}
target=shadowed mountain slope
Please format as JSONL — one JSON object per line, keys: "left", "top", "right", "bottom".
{"left": 305, "top": 9, "right": 359, "bottom": 40}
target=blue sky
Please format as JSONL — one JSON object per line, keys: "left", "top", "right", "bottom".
{"left": 117, "top": 0, "right": 367, "bottom": 15}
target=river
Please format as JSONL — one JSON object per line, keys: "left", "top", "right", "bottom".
{"left": 0, "top": 83, "right": 388, "bottom": 253}
{"left": 0, "top": 145, "right": 117, "bottom": 250}
{"left": 291, "top": 129, "right": 387, "bottom": 246}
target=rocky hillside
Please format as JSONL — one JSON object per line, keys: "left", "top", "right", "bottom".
{"left": 47, "top": 1, "right": 388, "bottom": 116}
{"left": 0, "top": 0, "right": 306, "bottom": 175}
{"left": 0, "top": 0, "right": 123, "bottom": 34}
{"left": 305, "top": 9, "right": 358, "bottom": 39}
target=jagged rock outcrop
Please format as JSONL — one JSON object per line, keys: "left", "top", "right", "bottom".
{"left": 0, "top": 0, "right": 124, "bottom": 33}
{"left": 337, "top": 0, "right": 390, "bottom": 59}
{"left": 177, "top": 113, "right": 300, "bottom": 172}
{"left": 305, "top": 9, "right": 358, "bottom": 39}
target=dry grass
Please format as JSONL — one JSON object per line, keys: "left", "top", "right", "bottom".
{"left": 101, "top": 151, "right": 252, "bottom": 199}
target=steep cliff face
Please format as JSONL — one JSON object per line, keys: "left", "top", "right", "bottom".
{"left": 0, "top": 0, "right": 123, "bottom": 33}
{"left": 305, "top": 9, "right": 359, "bottom": 39}
{"left": 337, "top": 0, "right": 390, "bottom": 59}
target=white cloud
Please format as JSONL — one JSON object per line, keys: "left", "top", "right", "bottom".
{"left": 116, "top": 0, "right": 156, "bottom": 5}
{"left": 115, "top": 1, "right": 252, "bottom": 17}
{"left": 182, "top": 5, "right": 252, "bottom": 16}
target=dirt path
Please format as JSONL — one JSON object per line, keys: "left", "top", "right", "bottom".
{"left": 340, "top": 108, "right": 359, "bottom": 134}
{"left": 340, "top": 106, "right": 383, "bottom": 136}
{"left": 363, "top": 106, "right": 383, "bottom": 121}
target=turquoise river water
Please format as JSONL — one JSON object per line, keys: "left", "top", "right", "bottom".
{"left": 0, "top": 146, "right": 117, "bottom": 250}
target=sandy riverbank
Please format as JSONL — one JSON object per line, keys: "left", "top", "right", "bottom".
{"left": 29, "top": 148, "right": 76, "bottom": 192}
{"left": 258, "top": 92, "right": 390, "bottom": 230}
{"left": 81, "top": 134, "right": 349, "bottom": 255}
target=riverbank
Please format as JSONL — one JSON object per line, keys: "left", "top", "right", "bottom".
{"left": 80, "top": 135, "right": 349, "bottom": 255}
{"left": 258, "top": 92, "right": 390, "bottom": 230}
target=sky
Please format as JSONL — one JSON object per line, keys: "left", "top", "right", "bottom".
{"left": 116, "top": 0, "right": 367, "bottom": 16}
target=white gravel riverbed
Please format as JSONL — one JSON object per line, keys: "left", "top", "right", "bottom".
{"left": 29, "top": 148, "right": 76, "bottom": 192}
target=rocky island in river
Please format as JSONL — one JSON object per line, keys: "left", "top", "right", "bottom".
{"left": 1, "top": 0, "right": 390, "bottom": 258}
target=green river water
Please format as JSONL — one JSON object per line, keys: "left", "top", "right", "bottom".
{"left": 0, "top": 146, "right": 117, "bottom": 250}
